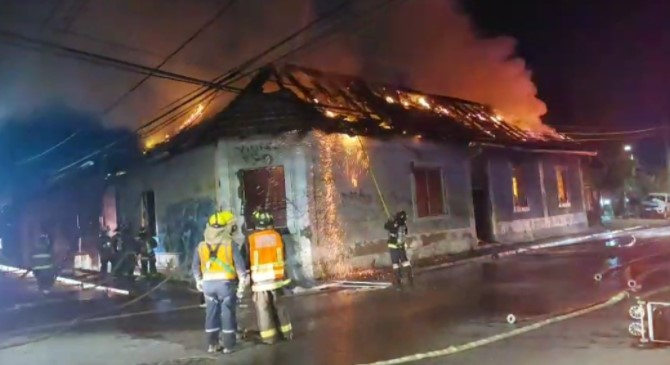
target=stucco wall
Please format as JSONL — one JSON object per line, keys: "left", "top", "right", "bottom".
{"left": 487, "top": 150, "right": 588, "bottom": 243}
{"left": 310, "top": 133, "right": 477, "bottom": 276}
{"left": 115, "top": 145, "right": 217, "bottom": 263}
{"left": 215, "top": 132, "right": 314, "bottom": 282}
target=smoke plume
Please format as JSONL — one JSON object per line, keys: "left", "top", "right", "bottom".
{"left": 298, "top": 0, "right": 549, "bottom": 130}
{"left": 0, "top": 0, "right": 548, "bottom": 134}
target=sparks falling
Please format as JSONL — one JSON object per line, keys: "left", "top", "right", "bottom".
{"left": 315, "top": 131, "right": 351, "bottom": 278}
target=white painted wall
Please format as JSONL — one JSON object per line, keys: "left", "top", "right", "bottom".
{"left": 309, "top": 133, "right": 477, "bottom": 275}
{"left": 215, "top": 133, "right": 315, "bottom": 281}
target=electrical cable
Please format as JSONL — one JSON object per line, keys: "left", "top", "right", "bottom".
{"left": 143, "top": 0, "right": 398, "bottom": 136}
{"left": 0, "top": 29, "right": 237, "bottom": 91}
{"left": 101, "top": 0, "right": 238, "bottom": 116}
{"left": 149, "top": 0, "right": 355, "bottom": 120}
{"left": 15, "top": 131, "right": 80, "bottom": 165}
{"left": 560, "top": 127, "right": 660, "bottom": 136}
{"left": 47, "top": 0, "right": 360, "bottom": 173}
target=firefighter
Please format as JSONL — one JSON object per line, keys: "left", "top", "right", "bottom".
{"left": 245, "top": 209, "right": 293, "bottom": 344}
{"left": 114, "top": 224, "right": 138, "bottom": 280}
{"left": 98, "top": 226, "right": 115, "bottom": 278}
{"left": 385, "top": 211, "right": 413, "bottom": 288}
{"left": 32, "top": 229, "right": 55, "bottom": 294}
{"left": 137, "top": 227, "right": 158, "bottom": 278}
{"left": 192, "top": 211, "right": 247, "bottom": 354}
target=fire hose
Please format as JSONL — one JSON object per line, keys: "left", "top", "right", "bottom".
{"left": 357, "top": 137, "right": 391, "bottom": 220}
{"left": 0, "top": 251, "right": 177, "bottom": 351}
{"left": 0, "top": 269, "right": 175, "bottom": 351}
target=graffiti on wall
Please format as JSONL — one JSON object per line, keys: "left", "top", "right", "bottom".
{"left": 162, "top": 198, "right": 216, "bottom": 261}
{"left": 235, "top": 144, "right": 278, "bottom": 166}
{"left": 341, "top": 190, "right": 374, "bottom": 205}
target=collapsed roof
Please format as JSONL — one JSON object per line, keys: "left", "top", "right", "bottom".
{"left": 155, "top": 64, "right": 574, "bottom": 154}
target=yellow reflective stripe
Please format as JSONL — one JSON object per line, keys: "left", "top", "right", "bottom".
{"left": 260, "top": 328, "right": 277, "bottom": 339}
{"left": 388, "top": 244, "right": 399, "bottom": 249}
{"left": 251, "top": 270, "right": 277, "bottom": 282}
{"left": 280, "top": 323, "right": 292, "bottom": 333}
{"left": 252, "top": 278, "right": 291, "bottom": 292}
{"left": 202, "top": 272, "right": 237, "bottom": 281}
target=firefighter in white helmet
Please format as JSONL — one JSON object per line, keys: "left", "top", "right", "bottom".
{"left": 192, "top": 211, "right": 247, "bottom": 354}
{"left": 243, "top": 209, "right": 293, "bottom": 344}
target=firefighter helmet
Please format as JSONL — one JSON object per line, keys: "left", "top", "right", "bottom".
{"left": 252, "top": 209, "right": 274, "bottom": 228}
{"left": 208, "top": 211, "right": 236, "bottom": 228}
{"left": 395, "top": 210, "right": 407, "bottom": 223}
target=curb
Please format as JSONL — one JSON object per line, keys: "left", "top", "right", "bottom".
{"left": 417, "top": 225, "right": 646, "bottom": 275}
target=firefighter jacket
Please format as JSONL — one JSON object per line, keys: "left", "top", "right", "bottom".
{"left": 192, "top": 224, "right": 246, "bottom": 282}
{"left": 246, "top": 229, "right": 290, "bottom": 292}
{"left": 385, "top": 219, "right": 408, "bottom": 249}
{"left": 99, "top": 233, "right": 115, "bottom": 257}
{"left": 32, "top": 235, "right": 54, "bottom": 271}
{"left": 138, "top": 236, "right": 158, "bottom": 257}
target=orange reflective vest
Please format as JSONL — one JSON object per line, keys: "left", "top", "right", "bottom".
{"left": 248, "top": 229, "right": 290, "bottom": 291}
{"left": 197, "top": 241, "right": 237, "bottom": 281}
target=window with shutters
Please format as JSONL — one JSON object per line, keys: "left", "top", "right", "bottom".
{"left": 511, "top": 164, "right": 530, "bottom": 213}
{"left": 412, "top": 167, "right": 446, "bottom": 218}
{"left": 241, "top": 166, "right": 287, "bottom": 228}
{"left": 555, "top": 166, "right": 571, "bottom": 207}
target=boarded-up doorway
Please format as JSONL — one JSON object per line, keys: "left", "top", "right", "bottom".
{"left": 241, "top": 166, "right": 287, "bottom": 229}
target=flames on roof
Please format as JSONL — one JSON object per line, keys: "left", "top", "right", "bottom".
{"left": 265, "top": 64, "right": 566, "bottom": 144}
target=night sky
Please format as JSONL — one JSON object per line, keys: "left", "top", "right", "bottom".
{"left": 465, "top": 0, "right": 670, "bottom": 129}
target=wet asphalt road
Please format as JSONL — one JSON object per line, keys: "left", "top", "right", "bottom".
{"left": 2, "top": 230, "right": 670, "bottom": 365}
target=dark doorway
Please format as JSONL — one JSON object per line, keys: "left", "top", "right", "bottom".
{"left": 472, "top": 188, "right": 493, "bottom": 242}
{"left": 241, "top": 166, "right": 287, "bottom": 229}
{"left": 470, "top": 155, "right": 494, "bottom": 243}
{"left": 141, "top": 190, "right": 157, "bottom": 235}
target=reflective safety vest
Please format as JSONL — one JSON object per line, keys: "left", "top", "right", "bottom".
{"left": 197, "top": 241, "right": 237, "bottom": 281}
{"left": 248, "top": 230, "right": 290, "bottom": 291}
{"left": 31, "top": 246, "right": 53, "bottom": 271}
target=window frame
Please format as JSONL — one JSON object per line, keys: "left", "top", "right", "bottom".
{"left": 410, "top": 164, "right": 448, "bottom": 220}
{"left": 555, "top": 165, "right": 571, "bottom": 208}
{"left": 240, "top": 166, "right": 288, "bottom": 229}
{"left": 510, "top": 163, "right": 530, "bottom": 213}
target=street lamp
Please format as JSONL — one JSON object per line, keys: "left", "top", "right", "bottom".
{"left": 624, "top": 144, "right": 632, "bottom": 152}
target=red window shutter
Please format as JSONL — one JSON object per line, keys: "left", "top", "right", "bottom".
{"left": 426, "top": 169, "right": 444, "bottom": 215}
{"left": 414, "top": 169, "right": 429, "bottom": 217}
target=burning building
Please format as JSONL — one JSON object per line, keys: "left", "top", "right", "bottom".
{"left": 109, "top": 64, "right": 595, "bottom": 280}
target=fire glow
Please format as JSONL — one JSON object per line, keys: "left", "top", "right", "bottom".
{"left": 143, "top": 103, "right": 207, "bottom": 151}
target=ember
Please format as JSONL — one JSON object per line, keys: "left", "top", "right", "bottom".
{"left": 265, "top": 65, "right": 565, "bottom": 144}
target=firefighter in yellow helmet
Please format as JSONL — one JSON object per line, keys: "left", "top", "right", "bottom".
{"left": 192, "top": 211, "right": 247, "bottom": 354}
{"left": 243, "top": 209, "right": 293, "bottom": 344}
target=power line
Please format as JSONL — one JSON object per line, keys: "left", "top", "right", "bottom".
{"left": 49, "top": 0, "right": 393, "bottom": 177}
{"left": 565, "top": 134, "right": 658, "bottom": 142}
{"left": 15, "top": 131, "right": 80, "bottom": 165}
{"left": 560, "top": 127, "right": 661, "bottom": 136}
{"left": 102, "top": 0, "right": 237, "bottom": 116}
{"left": 145, "top": 0, "right": 398, "bottom": 136}
{"left": 0, "top": 29, "right": 238, "bottom": 91}
{"left": 9, "top": 1, "right": 238, "bottom": 165}
{"left": 150, "top": 0, "right": 355, "bottom": 119}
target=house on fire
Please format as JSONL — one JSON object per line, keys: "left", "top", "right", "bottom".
{"left": 108, "top": 64, "right": 597, "bottom": 280}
